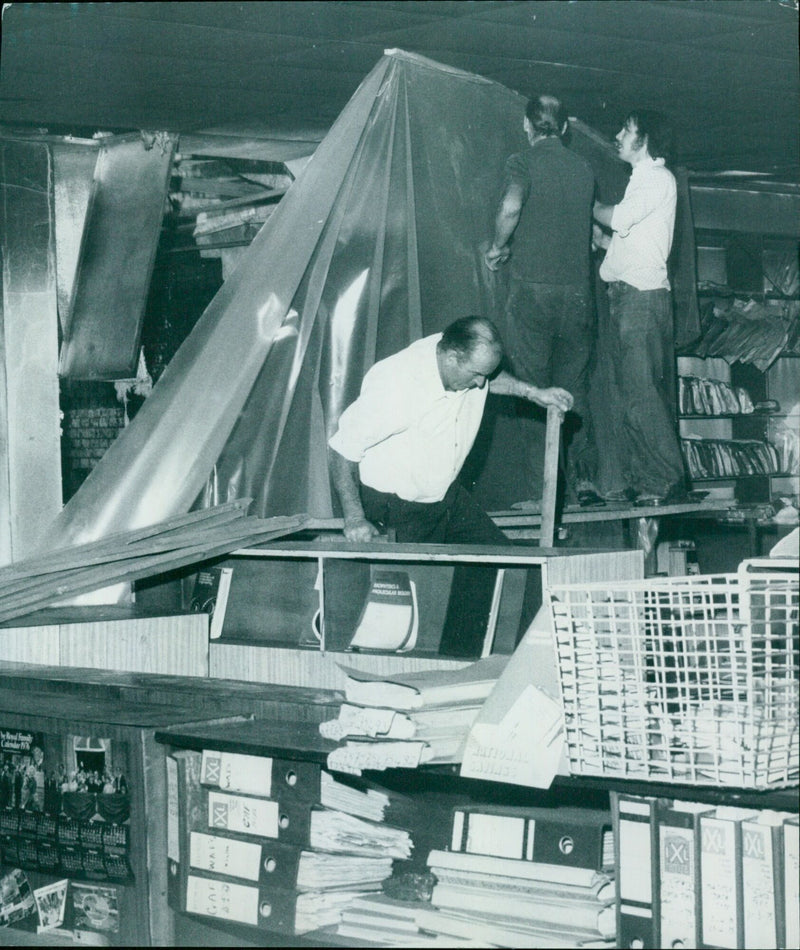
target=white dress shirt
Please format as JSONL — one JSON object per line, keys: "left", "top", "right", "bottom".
{"left": 328, "top": 333, "right": 488, "bottom": 503}
{"left": 599, "top": 158, "right": 676, "bottom": 291}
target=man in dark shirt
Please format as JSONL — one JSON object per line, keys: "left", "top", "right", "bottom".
{"left": 485, "top": 94, "right": 603, "bottom": 508}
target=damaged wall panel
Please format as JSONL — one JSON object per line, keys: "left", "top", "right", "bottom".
{"left": 58, "top": 132, "right": 176, "bottom": 380}
{"left": 52, "top": 138, "right": 101, "bottom": 337}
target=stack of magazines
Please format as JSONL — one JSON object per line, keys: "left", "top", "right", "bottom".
{"left": 678, "top": 375, "right": 754, "bottom": 415}
{"left": 681, "top": 436, "right": 781, "bottom": 478}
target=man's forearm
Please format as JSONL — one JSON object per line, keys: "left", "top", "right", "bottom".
{"left": 489, "top": 372, "right": 573, "bottom": 414}
{"left": 593, "top": 200, "right": 615, "bottom": 228}
{"left": 489, "top": 371, "right": 538, "bottom": 400}
{"left": 329, "top": 450, "right": 366, "bottom": 522}
{"left": 490, "top": 203, "right": 520, "bottom": 251}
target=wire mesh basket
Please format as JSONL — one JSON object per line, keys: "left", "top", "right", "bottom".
{"left": 547, "top": 558, "right": 799, "bottom": 789}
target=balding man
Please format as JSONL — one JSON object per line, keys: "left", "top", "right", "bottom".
{"left": 328, "top": 315, "right": 572, "bottom": 544}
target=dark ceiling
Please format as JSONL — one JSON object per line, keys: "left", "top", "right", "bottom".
{"left": 1, "top": 0, "right": 798, "bottom": 180}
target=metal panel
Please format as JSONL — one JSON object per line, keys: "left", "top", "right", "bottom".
{"left": 52, "top": 141, "right": 100, "bottom": 336}
{"left": 0, "top": 138, "right": 62, "bottom": 559}
{"left": 690, "top": 184, "right": 800, "bottom": 237}
{"left": 59, "top": 132, "right": 177, "bottom": 379}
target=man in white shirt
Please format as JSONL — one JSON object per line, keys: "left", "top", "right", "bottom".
{"left": 328, "top": 316, "right": 572, "bottom": 543}
{"left": 593, "top": 110, "right": 687, "bottom": 506}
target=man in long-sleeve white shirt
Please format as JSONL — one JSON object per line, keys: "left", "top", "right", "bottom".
{"left": 328, "top": 316, "right": 572, "bottom": 543}
{"left": 593, "top": 110, "right": 687, "bottom": 505}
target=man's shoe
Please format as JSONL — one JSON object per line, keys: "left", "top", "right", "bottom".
{"left": 577, "top": 488, "right": 606, "bottom": 508}
{"left": 603, "top": 488, "right": 637, "bottom": 504}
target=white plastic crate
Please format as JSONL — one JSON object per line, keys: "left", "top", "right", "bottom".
{"left": 547, "top": 559, "right": 799, "bottom": 789}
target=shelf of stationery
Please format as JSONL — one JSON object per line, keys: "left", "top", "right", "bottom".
{"left": 200, "top": 543, "right": 643, "bottom": 691}
{"left": 155, "top": 713, "right": 799, "bottom": 949}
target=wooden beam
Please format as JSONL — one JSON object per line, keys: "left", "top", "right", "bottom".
{"left": 539, "top": 406, "right": 563, "bottom": 548}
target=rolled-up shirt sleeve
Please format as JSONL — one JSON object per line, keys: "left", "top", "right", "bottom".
{"left": 328, "top": 364, "right": 409, "bottom": 462}
{"left": 504, "top": 152, "right": 531, "bottom": 201}
{"left": 611, "top": 165, "right": 675, "bottom": 237}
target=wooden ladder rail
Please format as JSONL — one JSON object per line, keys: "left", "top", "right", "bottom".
{"left": 539, "top": 405, "right": 564, "bottom": 549}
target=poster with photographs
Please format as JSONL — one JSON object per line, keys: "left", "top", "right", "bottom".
{"left": 34, "top": 879, "right": 68, "bottom": 932}
{"left": 0, "top": 727, "right": 133, "bottom": 885}
{"left": 71, "top": 883, "right": 119, "bottom": 934}
{"left": 0, "top": 867, "right": 36, "bottom": 928}
{"left": 0, "top": 728, "right": 46, "bottom": 812}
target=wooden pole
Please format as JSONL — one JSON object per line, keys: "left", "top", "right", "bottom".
{"left": 540, "top": 406, "right": 563, "bottom": 548}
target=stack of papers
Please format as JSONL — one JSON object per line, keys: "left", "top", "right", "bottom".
{"left": 321, "top": 657, "right": 508, "bottom": 775}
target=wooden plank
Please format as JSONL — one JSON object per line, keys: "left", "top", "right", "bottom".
{"left": 0, "top": 512, "right": 305, "bottom": 592}
{"left": 540, "top": 406, "right": 562, "bottom": 548}
{"left": 0, "top": 499, "right": 253, "bottom": 581}
{"left": 0, "top": 516, "right": 293, "bottom": 602}
{"left": 0, "top": 517, "right": 307, "bottom": 619}
{"left": 232, "top": 539, "right": 610, "bottom": 564}
{"left": 0, "top": 516, "right": 309, "bottom": 624}
{"left": 0, "top": 509, "right": 254, "bottom": 584}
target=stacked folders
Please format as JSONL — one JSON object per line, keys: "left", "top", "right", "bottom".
{"left": 167, "top": 748, "right": 412, "bottom": 936}
{"left": 320, "top": 655, "right": 508, "bottom": 775}
{"left": 615, "top": 793, "right": 799, "bottom": 950}
{"left": 417, "top": 804, "right": 617, "bottom": 949}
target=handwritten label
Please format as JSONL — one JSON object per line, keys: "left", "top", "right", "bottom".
{"left": 207, "top": 792, "right": 280, "bottom": 839}
{"left": 186, "top": 875, "right": 259, "bottom": 925}
{"left": 190, "top": 832, "right": 262, "bottom": 881}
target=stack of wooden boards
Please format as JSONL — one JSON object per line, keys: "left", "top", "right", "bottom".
{"left": 0, "top": 501, "right": 307, "bottom": 624}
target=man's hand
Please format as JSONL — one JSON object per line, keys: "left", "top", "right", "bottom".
{"left": 592, "top": 223, "right": 610, "bottom": 251}
{"left": 484, "top": 244, "right": 511, "bottom": 271}
{"left": 343, "top": 516, "right": 381, "bottom": 543}
{"left": 526, "top": 385, "right": 574, "bottom": 414}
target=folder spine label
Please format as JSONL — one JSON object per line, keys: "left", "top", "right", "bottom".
{"left": 700, "top": 816, "right": 743, "bottom": 949}
{"left": 190, "top": 832, "right": 262, "bottom": 882}
{"left": 208, "top": 792, "right": 280, "bottom": 839}
{"left": 186, "top": 874, "right": 259, "bottom": 926}
{"left": 201, "top": 750, "right": 274, "bottom": 798}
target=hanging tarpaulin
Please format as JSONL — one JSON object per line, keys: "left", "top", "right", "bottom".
{"left": 42, "top": 50, "right": 652, "bottom": 551}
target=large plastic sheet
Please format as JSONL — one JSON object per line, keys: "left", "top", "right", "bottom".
{"left": 42, "top": 50, "right": 691, "bottom": 549}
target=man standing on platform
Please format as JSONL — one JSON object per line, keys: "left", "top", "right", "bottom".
{"left": 327, "top": 316, "right": 572, "bottom": 544}
{"left": 485, "top": 94, "right": 604, "bottom": 508}
{"left": 593, "top": 109, "right": 687, "bottom": 506}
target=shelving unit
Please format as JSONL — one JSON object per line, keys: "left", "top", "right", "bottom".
{"left": 678, "top": 229, "right": 799, "bottom": 508}
{"left": 153, "top": 716, "right": 799, "bottom": 949}
{"left": 205, "top": 541, "right": 643, "bottom": 690}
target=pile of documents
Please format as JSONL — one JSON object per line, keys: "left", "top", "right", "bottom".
{"left": 336, "top": 894, "right": 485, "bottom": 947}
{"left": 320, "top": 655, "right": 508, "bottom": 775}
{"left": 418, "top": 803, "right": 616, "bottom": 949}
{"left": 167, "top": 747, "right": 413, "bottom": 935}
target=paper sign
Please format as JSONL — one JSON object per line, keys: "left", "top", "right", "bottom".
{"left": 460, "top": 605, "right": 568, "bottom": 788}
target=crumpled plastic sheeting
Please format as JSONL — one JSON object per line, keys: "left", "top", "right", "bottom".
{"left": 41, "top": 49, "right": 632, "bottom": 550}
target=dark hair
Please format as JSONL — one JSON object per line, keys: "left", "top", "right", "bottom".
{"left": 525, "top": 94, "right": 567, "bottom": 137}
{"left": 626, "top": 109, "right": 675, "bottom": 164}
{"left": 439, "top": 316, "right": 503, "bottom": 361}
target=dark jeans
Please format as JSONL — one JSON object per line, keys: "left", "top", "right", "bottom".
{"left": 504, "top": 279, "right": 598, "bottom": 492}
{"left": 606, "top": 281, "right": 686, "bottom": 496}
{"left": 360, "top": 481, "right": 509, "bottom": 545}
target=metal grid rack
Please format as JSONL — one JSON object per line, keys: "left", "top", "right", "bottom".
{"left": 547, "top": 559, "right": 799, "bottom": 789}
